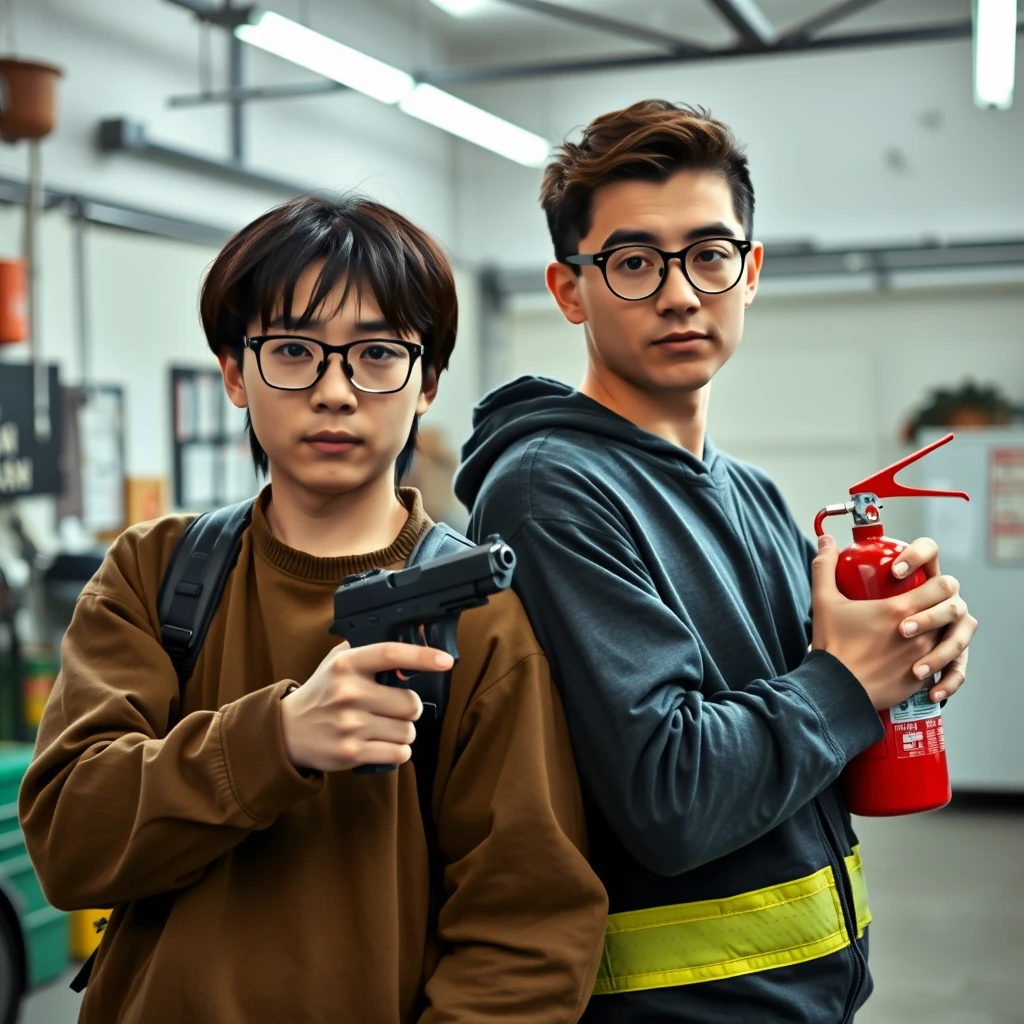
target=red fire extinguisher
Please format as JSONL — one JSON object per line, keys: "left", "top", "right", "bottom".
{"left": 814, "top": 433, "right": 969, "bottom": 816}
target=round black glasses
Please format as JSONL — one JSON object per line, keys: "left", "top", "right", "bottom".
{"left": 565, "top": 237, "right": 754, "bottom": 301}
{"left": 243, "top": 336, "right": 423, "bottom": 394}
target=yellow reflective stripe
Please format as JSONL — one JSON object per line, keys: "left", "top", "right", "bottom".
{"left": 845, "top": 845, "right": 872, "bottom": 938}
{"left": 595, "top": 849, "right": 873, "bottom": 996}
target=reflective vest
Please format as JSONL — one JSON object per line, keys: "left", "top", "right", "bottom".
{"left": 595, "top": 846, "right": 870, "bottom": 996}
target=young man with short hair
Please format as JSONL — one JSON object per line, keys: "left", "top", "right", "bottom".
{"left": 20, "top": 193, "right": 607, "bottom": 1023}
{"left": 456, "top": 101, "right": 978, "bottom": 1022}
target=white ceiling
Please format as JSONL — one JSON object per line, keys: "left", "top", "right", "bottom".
{"left": 373, "top": 0, "right": 974, "bottom": 70}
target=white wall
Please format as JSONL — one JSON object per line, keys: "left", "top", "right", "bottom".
{"left": 454, "top": 37, "right": 1024, "bottom": 267}
{"left": 0, "top": 0, "right": 484, "bottom": 528}
{"left": 505, "top": 281, "right": 1024, "bottom": 545}
{"left": 0, "top": 216, "right": 479, "bottom": 552}
{"left": 0, "top": 0, "right": 456, "bottom": 244}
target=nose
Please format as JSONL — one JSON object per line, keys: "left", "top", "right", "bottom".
{"left": 655, "top": 258, "right": 702, "bottom": 314}
{"left": 310, "top": 352, "right": 358, "bottom": 410}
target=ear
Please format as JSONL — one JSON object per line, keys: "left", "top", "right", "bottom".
{"left": 743, "top": 242, "right": 765, "bottom": 308}
{"left": 219, "top": 349, "right": 248, "bottom": 409}
{"left": 415, "top": 364, "right": 438, "bottom": 417}
{"left": 545, "top": 262, "right": 588, "bottom": 325}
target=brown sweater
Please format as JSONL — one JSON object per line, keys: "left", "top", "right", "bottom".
{"left": 19, "top": 489, "right": 607, "bottom": 1023}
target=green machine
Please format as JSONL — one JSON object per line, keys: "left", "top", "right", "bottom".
{"left": 0, "top": 554, "right": 77, "bottom": 1019}
{"left": 0, "top": 743, "right": 68, "bottom": 1022}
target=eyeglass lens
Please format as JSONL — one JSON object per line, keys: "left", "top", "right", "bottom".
{"left": 259, "top": 339, "right": 414, "bottom": 392}
{"left": 605, "top": 240, "right": 745, "bottom": 299}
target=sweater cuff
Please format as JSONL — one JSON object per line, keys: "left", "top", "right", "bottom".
{"left": 784, "top": 650, "right": 885, "bottom": 762}
{"left": 219, "top": 680, "right": 324, "bottom": 825}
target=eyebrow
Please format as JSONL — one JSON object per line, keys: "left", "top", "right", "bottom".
{"left": 265, "top": 315, "right": 399, "bottom": 334}
{"left": 599, "top": 222, "right": 740, "bottom": 250}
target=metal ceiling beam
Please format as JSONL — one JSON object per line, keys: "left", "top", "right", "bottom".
{"left": 489, "top": 0, "right": 706, "bottom": 54}
{"left": 705, "top": 0, "right": 776, "bottom": 47}
{"left": 169, "top": 81, "right": 350, "bottom": 108}
{"left": 779, "top": 0, "right": 887, "bottom": 45}
{"left": 98, "top": 118, "right": 309, "bottom": 196}
{"left": 165, "top": 0, "right": 253, "bottom": 29}
{"left": 0, "top": 173, "right": 233, "bottom": 247}
{"left": 422, "top": 18, "right": 1019, "bottom": 86}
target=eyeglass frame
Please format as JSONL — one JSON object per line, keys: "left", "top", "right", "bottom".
{"left": 564, "top": 237, "right": 755, "bottom": 301}
{"left": 242, "top": 335, "right": 424, "bottom": 394}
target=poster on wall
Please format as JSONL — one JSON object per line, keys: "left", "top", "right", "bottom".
{"left": 0, "top": 363, "right": 62, "bottom": 498}
{"left": 171, "top": 366, "right": 259, "bottom": 510}
{"left": 990, "top": 447, "right": 1024, "bottom": 565}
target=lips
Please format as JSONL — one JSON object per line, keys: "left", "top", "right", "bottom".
{"left": 305, "top": 431, "right": 360, "bottom": 443}
{"left": 653, "top": 332, "right": 709, "bottom": 345}
{"left": 304, "top": 430, "right": 362, "bottom": 454}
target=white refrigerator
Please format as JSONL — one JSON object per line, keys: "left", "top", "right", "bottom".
{"left": 915, "top": 428, "right": 1024, "bottom": 793}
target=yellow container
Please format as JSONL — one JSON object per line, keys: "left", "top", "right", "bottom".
{"left": 69, "top": 909, "right": 110, "bottom": 961}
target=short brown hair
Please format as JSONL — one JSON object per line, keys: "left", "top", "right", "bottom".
{"left": 200, "top": 192, "right": 458, "bottom": 479}
{"left": 540, "top": 100, "right": 754, "bottom": 264}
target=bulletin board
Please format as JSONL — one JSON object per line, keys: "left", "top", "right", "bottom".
{"left": 171, "top": 367, "right": 259, "bottom": 510}
{"left": 990, "top": 446, "right": 1024, "bottom": 565}
{"left": 57, "top": 384, "right": 127, "bottom": 533}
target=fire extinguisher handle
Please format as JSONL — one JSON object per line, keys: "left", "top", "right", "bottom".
{"left": 814, "top": 503, "right": 854, "bottom": 537}
{"left": 848, "top": 433, "right": 969, "bottom": 502}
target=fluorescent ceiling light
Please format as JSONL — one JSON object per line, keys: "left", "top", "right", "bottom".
{"left": 236, "top": 10, "right": 414, "bottom": 104}
{"left": 234, "top": 9, "right": 551, "bottom": 166}
{"left": 429, "top": 0, "right": 486, "bottom": 16}
{"left": 399, "top": 83, "right": 550, "bottom": 167}
{"left": 973, "top": 0, "right": 1017, "bottom": 109}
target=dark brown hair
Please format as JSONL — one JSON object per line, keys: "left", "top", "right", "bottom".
{"left": 540, "top": 99, "right": 755, "bottom": 265}
{"left": 200, "top": 192, "right": 458, "bottom": 480}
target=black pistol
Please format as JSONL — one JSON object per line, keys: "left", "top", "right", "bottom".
{"left": 331, "top": 534, "right": 516, "bottom": 774}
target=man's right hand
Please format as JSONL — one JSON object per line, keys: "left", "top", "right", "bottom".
{"left": 280, "top": 641, "right": 455, "bottom": 773}
{"left": 810, "top": 534, "right": 973, "bottom": 711}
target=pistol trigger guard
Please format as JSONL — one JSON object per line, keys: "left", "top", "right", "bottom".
{"left": 426, "top": 615, "right": 461, "bottom": 664}
{"left": 404, "top": 616, "right": 459, "bottom": 721}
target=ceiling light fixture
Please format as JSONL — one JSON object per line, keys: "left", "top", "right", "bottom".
{"left": 428, "top": 0, "right": 487, "bottom": 16}
{"left": 235, "top": 9, "right": 550, "bottom": 166}
{"left": 399, "top": 83, "right": 550, "bottom": 166}
{"left": 236, "top": 11, "right": 414, "bottom": 104}
{"left": 973, "top": 0, "right": 1017, "bottom": 109}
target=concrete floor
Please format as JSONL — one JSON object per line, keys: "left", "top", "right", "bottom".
{"left": 18, "top": 806, "right": 1024, "bottom": 1023}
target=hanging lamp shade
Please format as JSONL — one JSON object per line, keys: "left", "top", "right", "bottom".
{"left": 0, "top": 58, "right": 62, "bottom": 142}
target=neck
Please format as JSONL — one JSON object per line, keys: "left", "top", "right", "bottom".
{"left": 263, "top": 468, "right": 410, "bottom": 559}
{"left": 579, "top": 362, "right": 710, "bottom": 459}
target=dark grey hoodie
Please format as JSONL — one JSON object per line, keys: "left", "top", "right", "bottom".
{"left": 455, "top": 376, "right": 885, "bottom": 1024}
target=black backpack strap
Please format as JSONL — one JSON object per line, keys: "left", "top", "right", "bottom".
{"left": 406, "top": 523, "right": 474, "bottom": 916}
{"left": 156, "top": 499, "right": 254, "bottom": 686}
{"left": 71, "top": 499, "right": 254, "bottom": 994}
{"left": 407, "top": 520, "right": 474, "bottom": 565}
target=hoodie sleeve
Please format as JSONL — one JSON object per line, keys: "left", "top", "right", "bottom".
{"left": 470, "top": 498, "right": 882, "bottom": 879}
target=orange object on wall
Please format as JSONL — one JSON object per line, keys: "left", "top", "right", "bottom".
{"left": 0, "top": 59, "right": 63, "bottom": 142}
{"left": 0, "top": 259, "right": 26, "bottom": 343}
{"left": 125, "top": 477, "right": 168, "bottom": 526}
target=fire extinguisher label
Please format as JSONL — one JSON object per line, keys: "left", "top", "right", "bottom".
{"left": 889, "top": 687, "right": 942, "bottom": 723}
{"left": 889, "top": 688, "right": 945, "bottom": 760}
{"left": 893, "top": 716, "right": 945, "bottom": 759}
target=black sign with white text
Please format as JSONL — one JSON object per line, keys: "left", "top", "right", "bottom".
{"left": 0, "top": 362, "right": 62, "bottom": 498}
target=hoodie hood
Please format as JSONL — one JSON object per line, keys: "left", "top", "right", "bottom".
{"left": 454, "top": 376, "right": 719, "bottom": 509}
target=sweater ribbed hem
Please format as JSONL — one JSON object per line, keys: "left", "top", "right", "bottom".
{"left": 251, "top": 486, "right": 431, "bottom": 582}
